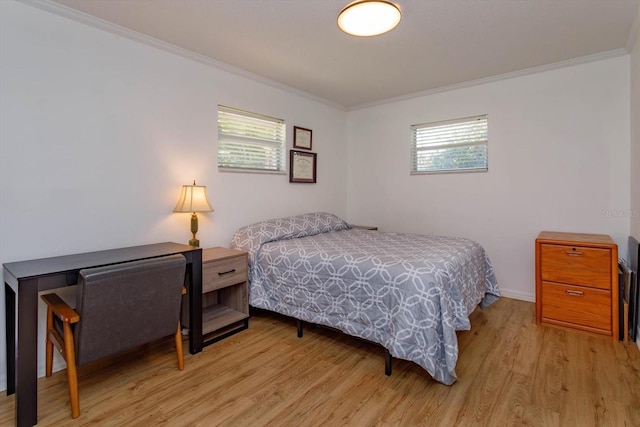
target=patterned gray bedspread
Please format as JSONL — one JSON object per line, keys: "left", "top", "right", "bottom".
{"left": 230, "top": 212, "right": 499, "bottom": 385}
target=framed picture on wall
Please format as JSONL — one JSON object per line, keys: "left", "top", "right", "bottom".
{"left": 289, "top": 150, "right": 316, "bottom": 183}
{"left": 293, "top": 126, "right": 312, "bottom": 150}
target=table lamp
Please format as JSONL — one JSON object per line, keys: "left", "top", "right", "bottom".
{"left": 173, "top": 180, "right": 214, "bottom": 247}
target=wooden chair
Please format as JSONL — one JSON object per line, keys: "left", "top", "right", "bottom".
{"left": 41, "top": 254, "right": 187, "bottom": 419}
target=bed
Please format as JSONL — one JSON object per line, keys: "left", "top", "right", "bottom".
{"left": 230, "top": 212, "right": 499, "bottom": 385}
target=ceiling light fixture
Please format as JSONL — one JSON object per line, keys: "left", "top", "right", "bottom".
{"left": 337, "top": 0, "right": 402, "bottom": 37}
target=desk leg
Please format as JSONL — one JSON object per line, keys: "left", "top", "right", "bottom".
{"left": 188, "top": 250, "right": 203, "bottom": 354}
{"left": 16, "top": 279, "right": 39, "bottom": 427}
{"left": 5, "top": 283, "right": 16, "bottom": 395}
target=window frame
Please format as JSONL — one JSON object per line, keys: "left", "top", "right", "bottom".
{"left": 217, "top": 105, "right": 287, "bottom": 174}
{"left": 410, "top": 114, "right": 488, "bottom": 175}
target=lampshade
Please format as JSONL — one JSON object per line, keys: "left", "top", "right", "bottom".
{"left": 173, "top": 181, "right": 214, "bottom": 213}
{"left": 337, "top": 0, "right": 401, "bottom": 37}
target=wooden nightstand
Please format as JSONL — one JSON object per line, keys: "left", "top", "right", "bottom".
{"left": 535, "top": 231, "right": 618, "bottom": 338}
{"left": 352, "top": 225, "right": 378, "bottom": 230}
{"left": 182, "top": 247, "right": 249, "bottom": 346}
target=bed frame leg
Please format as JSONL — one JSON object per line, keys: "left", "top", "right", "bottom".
{"left": 385, "top": 349, "right": 392, "bottom": 376}
{"left": 297, "top": 319, "right": 303, "bottom": 338}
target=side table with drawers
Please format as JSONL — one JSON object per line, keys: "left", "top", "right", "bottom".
{"left": 183, "top": 247, "right": 249, "bottom": 346}
{"left": 535, "top": 231, "right": 618, "bottom": 338}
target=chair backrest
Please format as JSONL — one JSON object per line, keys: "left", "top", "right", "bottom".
{"left": 74, "top": 254, "right": 186, "bottom": 366}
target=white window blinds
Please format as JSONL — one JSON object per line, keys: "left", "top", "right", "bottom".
{"left": 218, "top": 105, "right": 286, "bottom": 173}
{"left": 411, "top": 115, "right": 488, "bottom": 174}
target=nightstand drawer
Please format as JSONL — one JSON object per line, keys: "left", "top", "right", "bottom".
{"left": 541, "top": 282, "right": 611, "bottom": 332}
{"left": 540, "top": 244, "right": 611, "bottom": 289}
{"left": 203, "top": 256, "right": 247, "bottom": 293}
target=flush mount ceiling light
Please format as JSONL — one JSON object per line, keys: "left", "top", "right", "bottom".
{"left": 337, "top": 0, "right": 402, "bottom": 37}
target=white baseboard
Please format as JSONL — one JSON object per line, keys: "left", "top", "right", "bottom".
{"left": 498, "top": 288, "right": 535, "bottom": 302}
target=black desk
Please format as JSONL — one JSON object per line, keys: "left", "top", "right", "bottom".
{"left": 3, "top": 242, "right": 203, "bottom": 426}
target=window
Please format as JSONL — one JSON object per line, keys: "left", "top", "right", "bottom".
{"left": 217, "top": 105, "right": 286, "bottom": 173}
{"left": 411, "top": 115, "right": 488, "bottom": 174}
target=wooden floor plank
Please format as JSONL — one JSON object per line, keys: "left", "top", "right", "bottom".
{"left": 1, "top": 298, "right": 639, "bottom": 426}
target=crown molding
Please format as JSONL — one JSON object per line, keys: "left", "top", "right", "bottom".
{"left": 18, "top": 0, "right": 346, "bottom": 111}
{"left": 17, "top": 0, "right": 633, "bottom": 113}
{"left": 348, "top": 49, "right": 630, "bottom": 111}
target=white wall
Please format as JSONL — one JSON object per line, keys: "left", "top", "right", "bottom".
{"left": 0, "top": 1, "right": 347, "bottom": 390}
{"left": 346, "top": 57, "right": 631, "bottom": 302}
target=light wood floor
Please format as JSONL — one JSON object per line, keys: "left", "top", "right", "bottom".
{"left": 1, "top": 298, "right": 639, "bottom": 426}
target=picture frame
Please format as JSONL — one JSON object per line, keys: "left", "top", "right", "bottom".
{"left": 289, "top": 150, "right": 317, "bottom": 183}
{"left": 293, "top": 126, "right": 312, "bottom": 150}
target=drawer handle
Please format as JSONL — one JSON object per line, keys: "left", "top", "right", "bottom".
{"left": 565, "top": 250, "right": 583, "bottom": 257}
{"left": 565, "top": 290, "right": 584, "bottom": 297}
{"left": 218, "top": 269, "right": 236, "bottom": 277}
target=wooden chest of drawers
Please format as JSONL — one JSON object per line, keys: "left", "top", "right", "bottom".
{"left": 535, "top": 231, "right": 618, "bottom": 337}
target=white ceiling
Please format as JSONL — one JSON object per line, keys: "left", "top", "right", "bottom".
{"left": 45, "top": 0, "right": 639, "bottom": 109}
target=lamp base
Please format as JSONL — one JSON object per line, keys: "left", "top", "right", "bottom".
{"left": 189, "top": 213, "right": 200, "bottom": 247}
